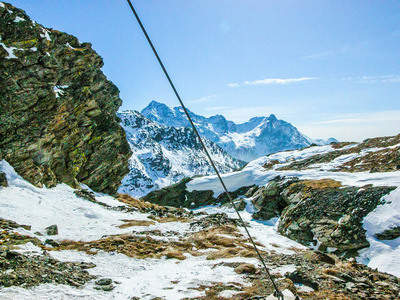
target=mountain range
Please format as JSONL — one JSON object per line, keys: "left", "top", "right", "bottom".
{"left": 142, "top": 100, "right": 336, "bottom": 162}
{"left": 117, "top": 110, "right": 244, "bottom": 197}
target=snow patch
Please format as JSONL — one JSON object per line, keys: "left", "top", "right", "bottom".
{"left": 0, "top": 36, "right": 23, "bottom": 59}
{"left": 53, "top": 85, "right": 68, "bottom": 98}
{"left": 40, "top": 28, "right": 51, "bottom": 41}
{"left": 13, "top": 16, "right": 25, "bottom": 22}
{"left": 358, "top": 187, "right": 400, "bottom": 277}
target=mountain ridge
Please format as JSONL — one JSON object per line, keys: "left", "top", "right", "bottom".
{"left": 141, "top": 101, "right": 337, "bottom": 162}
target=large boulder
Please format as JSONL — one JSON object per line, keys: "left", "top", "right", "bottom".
{"left": 0, "top": 3, "right": 131, "bottom": 194}
{"left": 142, "top": 178, "right": 254, "bottom": 209}
{"left": 251, "top": 176, "right": 297, "bottom": 220}
{"left": 277, "top": 179, "right": 395, "bottom": 256}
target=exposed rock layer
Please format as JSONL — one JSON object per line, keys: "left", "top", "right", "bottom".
{"left": 0, "top": 2, "right": 131, "bottom": 194}
{"left": 247, "top": 177, "right": 396, "bottom": 256}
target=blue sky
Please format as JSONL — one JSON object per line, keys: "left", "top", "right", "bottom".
{"left": 6, "top": 0, "right": 400, "bottom": 141}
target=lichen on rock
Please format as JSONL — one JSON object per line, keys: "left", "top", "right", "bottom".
{"left": 0, "top": 2, "right": 131, "bottom": 194}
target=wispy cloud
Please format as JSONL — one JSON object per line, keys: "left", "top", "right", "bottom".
{"left": 244, "top": 77, "right": 317, "bottom": 86}
{"left": 343, "top": 75, "right": 400, "bottom": 83}
{"left": 188, "top": 95, "right": 218, "bottom": 104}
{"left": 227, "top": 77, "right": 317, "bottom": 88}
{"left": 226, "top": 83, "right": 240, "bottom": 88}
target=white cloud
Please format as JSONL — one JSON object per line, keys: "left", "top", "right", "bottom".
{"left": 227, "top": 77, "right": 317, "bottom": 87}
{"left": 244, "top": 77, "right": 317, "bottom": 86}
{"left": 226, "top": 83, "right": 240, "bottom": 88}
{"left": 188, "top": 95, "right": 218, "bottom": 104}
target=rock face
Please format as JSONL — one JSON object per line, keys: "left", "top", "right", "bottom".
{"left": 117, "top": 110, "right": 245, "bottom": 197}
{"left": 142, "top": 177, "right": 254, "bottom": 209}
{"left": 0, "top": 3, "right": 131, "bottom": 194}
{"left": 248, "top": 177, "right": 396, "bottom": 256}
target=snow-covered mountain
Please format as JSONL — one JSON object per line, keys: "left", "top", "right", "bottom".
{"left": 141, "top": 101, "right": 336, "bottom": 162}
{"left": 117, "top": 110, "right": 245, "bottom": 197}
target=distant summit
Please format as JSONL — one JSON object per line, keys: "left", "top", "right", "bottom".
{"left": 141, "top": 101, "right": 336, "bottom": 161}
{"left": 117, "top": 110, "right": 244, "bottom": 197}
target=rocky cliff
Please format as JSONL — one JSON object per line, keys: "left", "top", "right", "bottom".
{"left": 0, "top": 2, "right": 131, "bottom": 194}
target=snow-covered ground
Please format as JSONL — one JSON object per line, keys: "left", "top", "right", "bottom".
{"left": 0, "top": 160, "right": 303, "bottom": 299}
{"left": 1, "top": 141, "right": 399, "bottom": 298}
{"left": 359, "top": 187, "right": 400, "bottom": 277}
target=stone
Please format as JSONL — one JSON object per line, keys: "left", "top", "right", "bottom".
{"left": 0, "top": 172, "right": 8, "bottom": 187}
{"left": 221, "top": 199, "right": 246, "bottom": 211}
{"left": 234, "top": 263, "right": 256, "bottom": 274}
{"left": 45, "top": 225, "right": 58, "bottom": 236}
{"left": 44, "top": 239, "right": 59, "bottom": 247}
{"left": 303, "top": 250, "right": 335, "bottom": 265}
{"left": 95, "top": 278, "right": 113, "bottom": 286}
{"left": 376, "top": 226, "right": 400, "bottom": 240}
{"left": 94, "top": 284, "right": 115, "bottom": 291}
{"left": 286, "top": 270, "right": 319, "bottom": 290}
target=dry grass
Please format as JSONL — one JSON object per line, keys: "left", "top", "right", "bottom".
{"left": 116, "top": 194, "right": 163, "bottom": 210}
{"left": 117, "top": 219, "right": 155, "bottom": 228}
{"left": 52, "top": 224, "right": 263, "bottom": 262}
{"left": 148, "top": 214, "right": 192, "bottom": 223}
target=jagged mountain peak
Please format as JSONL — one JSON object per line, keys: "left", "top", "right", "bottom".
{"left": 141, "top": 101, "right": 315, "bottom": 161}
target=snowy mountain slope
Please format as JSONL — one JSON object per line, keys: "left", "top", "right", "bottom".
{"left": 117, "top": 110, "right": 245, "bottom": 198}
{"left": 141, "top": 101, "right": 336, "bottom": 162}
{"left": 0, "top": 160, "right": 305, "bottom": 299}
{"left": 1, "top": 159, "right": 400, "bottom": 299}
{"left": 185, "top": 135, "right": 400, "bottom": 277}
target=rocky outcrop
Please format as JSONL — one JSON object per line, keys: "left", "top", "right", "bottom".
{"left": 0, "top": 2, "right": 131, "bottom": 194}
{"left": 142, "top": 177, "right": 254, "bottom": 209}
{"left": 376, "top": 226, "right": 400, "bottom": 240}
{"left": 248, "top": 177, "right": 396, "bottom": 257}
{"left": 249, "top": 176, "right": 298, "bottom": 220}
{"left": 142, "top": 178, "right": 216, "bottom": 208}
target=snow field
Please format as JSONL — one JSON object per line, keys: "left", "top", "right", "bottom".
{"left": 0, "top": 160, "right": 303, "bottom": 299}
